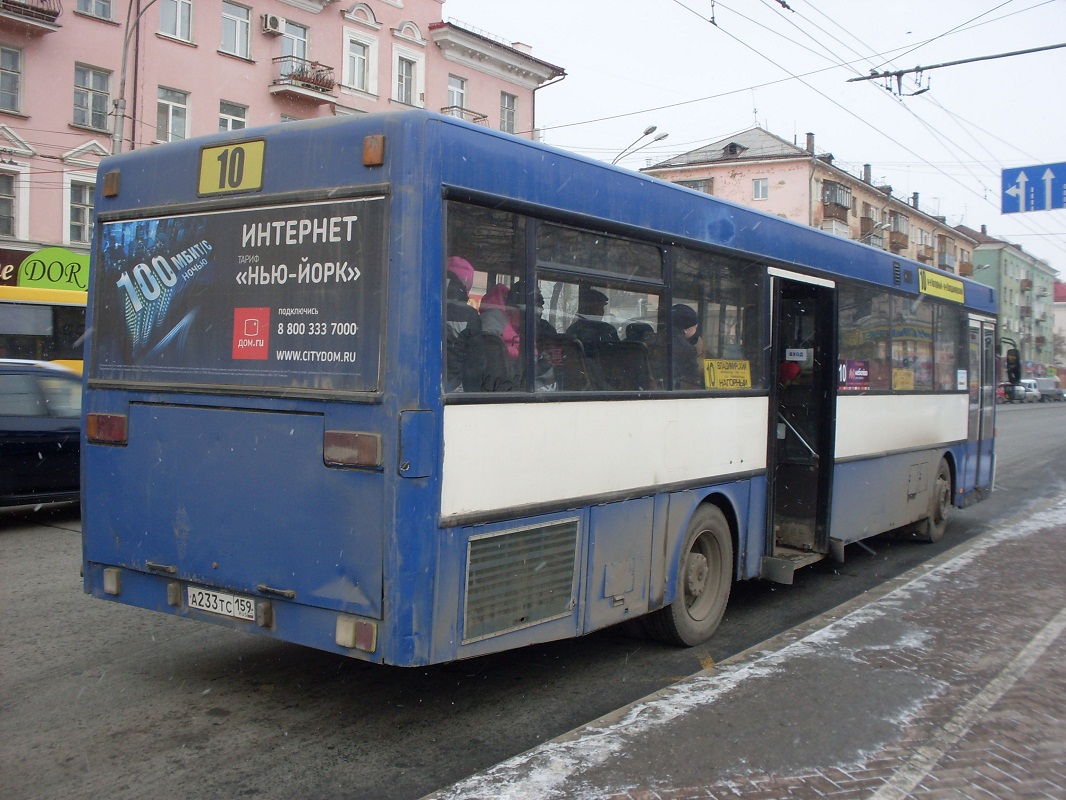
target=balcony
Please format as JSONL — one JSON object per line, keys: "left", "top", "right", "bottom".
{"left": 959, "top": 261, "right": 973, "bottom": 277}
{"left": 0, "top": 0, "right": 61, "bottom": 33}
{"left": 269, "top": 56, "right": 336, "bottom": 103}
{"left": 917, "top": 245, "right": 934, "bottom": 264}
{"left": 1020, "top": 278, "right": 1033, "bottom": 291}
{"left": 1021, "top": 306, "right": 1032, "bottom": 318}
{"left": 888, "top": 230, "right": 909, "bottom": 253}
{"left": 938, "top": 252, "right": 956, "bottom": 271}
{"left": 440, "top": 106, "right": 488, "bottom": 125}
{"left": 822, "top": 201, "right": 849, "bottom": 223}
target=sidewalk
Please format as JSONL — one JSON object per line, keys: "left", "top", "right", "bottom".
{"left": 427, "top": 496, "right": 1066, "bottom": 800}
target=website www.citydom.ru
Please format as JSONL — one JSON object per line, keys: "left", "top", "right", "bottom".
{"left": 275, "top": 350, "right": 357, "bottom": 363}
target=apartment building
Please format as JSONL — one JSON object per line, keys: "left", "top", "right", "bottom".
{"left": 641, "top": 127, "right": 975, "bottom": 275}
{"left": 957, "top": 223, "right": 1058, "bottom": 377}
{"left": 0, "top": 0, "right": 564, "bottom": 271}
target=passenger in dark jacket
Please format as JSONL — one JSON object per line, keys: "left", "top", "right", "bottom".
{"left": 669, "top": 303, "right": 703, "bottom": 390}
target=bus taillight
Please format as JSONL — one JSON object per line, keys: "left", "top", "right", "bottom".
{"left": 324, "top": 430, "right": 382, "bottom": 468}
{"left": 86, "top": 413, "right": 128, "bottom": 446}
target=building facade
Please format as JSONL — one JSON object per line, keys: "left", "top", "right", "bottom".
{"left": 957, "top": 224, "right": 1058, "bottom": 377}
{"left": 641, "top": 127, "right": 975, "bottom": 275}
{"left": 0, "top": 0, "right": 563, "bottom": 271}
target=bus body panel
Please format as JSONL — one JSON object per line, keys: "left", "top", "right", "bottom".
{"left": 830, "top": 449, "right": 949, "bottom": 545}
{"left": 834, "top": 394, "right": 968, "bottom": 460}
{"left": 440, "top": 397, "right": 768, "bottom": 520}
{"left": 84, "top": 402, "right": 385, "bottom": 618}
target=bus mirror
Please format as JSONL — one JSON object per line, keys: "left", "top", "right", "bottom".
{"left": 1005, "top": 348, "right": 1021, "bottom": 383}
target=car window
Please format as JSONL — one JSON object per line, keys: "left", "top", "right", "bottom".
{"left": 39, "top": 376, "right": 82, "bottom": 418}
{"left": 0, "top": 374, "right": 46, "bottom": 416}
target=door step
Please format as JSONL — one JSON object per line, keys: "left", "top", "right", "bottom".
{"left": 761, "top": 550, "right": 825, "bottom": 585}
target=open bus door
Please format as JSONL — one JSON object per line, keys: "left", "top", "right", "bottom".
{"left": 763, "top": 271, "right": 837, "bottom": 584}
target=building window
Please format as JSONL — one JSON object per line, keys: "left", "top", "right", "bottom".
{"left": 753, "top": 178, "right": 768, "bottom": 200}
{"left": 282, "top": 20, "right": 309, "bottom": 63}
{"left": 0, "top": 47, "right": 20, "bottom": 114}
{"left": 676, "top": 178, "right": 713, "bottom": 194}
{"left": 888, "top": 210, "right": 909, "bottom": 234}
{"left": 77, "top": 0, "right": 112, "bottom": 19}
{"left": 822, "top": 180, "right": 851, "bottom": 208}
{"left": 74, "top": 65, "right": 110, "bottom": 131}
{"left": 396, "top": 57, "right": 415, "bottom": 105}
{"left": 346, "top": 38, "right": 369, "bottom": 92}
{"left": 0, "top": 173, "right": 14, "bottom": 236}
{"left": 220, "top": 2, "right": 251, "bottom": 58}
{"left": 160, "top": 0, "right": 192, "bottom": 41}
{"left": 500, "top": 92, "right": 517, "bottom": 133}
{"left": 219, "top": 101, "right": 246, "bottom": 132}
{"left": 69, "top": 181, "right": 94, "bottom": 244}
{"left": 446, "top": 75, "right": 466, "bottom": 117}
{"left": 156, "top": 87, "right": 188, "bottom": 141}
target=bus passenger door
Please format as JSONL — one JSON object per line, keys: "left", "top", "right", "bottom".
{"left": 964, "top": 318, "right": 996, "bottom": 499}
{"left": 763, "top": 273, "right": 836, "bottom": 583}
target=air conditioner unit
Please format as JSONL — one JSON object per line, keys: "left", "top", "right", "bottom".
{"left": 262, "top": 14, "right": 284, "bottom": 35}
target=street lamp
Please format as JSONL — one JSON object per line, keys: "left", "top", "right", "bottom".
{"left": 111, "top": 0, "right": 162, "bottom": 154}
{"left": 611, "top": 126, "right": 669, "bottom": 166}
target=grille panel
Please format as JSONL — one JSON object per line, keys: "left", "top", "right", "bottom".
{"left": 463, "top": 519, "right": 579, "bottom": 642}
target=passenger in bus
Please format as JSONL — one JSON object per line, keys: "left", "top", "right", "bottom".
{"left": 508, "top": 282, "right": 556, "bottom": 340}
{"left": 669, "top": 303, "right": 703, "bottom": 390}
{"left": 479, "top": 283, "right": 521, "bottom": 358}
{"left": 444, "top": 257, "right": 482, "bottom": 391}
{"left": 566, "top": 287, "right": 620, "bottom": 349}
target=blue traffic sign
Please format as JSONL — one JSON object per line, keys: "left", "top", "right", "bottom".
{"left": 1002, "top": 162, "right": 1066, "bottom": 214}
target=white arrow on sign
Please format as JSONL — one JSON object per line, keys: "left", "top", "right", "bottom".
{"left": 1006, "top": 170, "right": 1028, "bottom": 211}
{"left": 1044, "top": 168, "right": 1054, "bottom": 210}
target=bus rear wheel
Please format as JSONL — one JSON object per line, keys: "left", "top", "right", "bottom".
{"left": 915, "top": 458, "right": 952, "bottom": 543}
{"left": 646, "top": 505, "right": 733, "bottom": 647}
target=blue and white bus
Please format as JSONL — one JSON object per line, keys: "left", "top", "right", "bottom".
{"left": 82, "top": 110, "right": 997, "bottom": 666}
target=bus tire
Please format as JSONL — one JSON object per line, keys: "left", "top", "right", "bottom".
{"left": 645, "top": 505, "right": 733, "bottom": 647}
{"left": 916, "top": 458, "right": 952, "bottom": 543}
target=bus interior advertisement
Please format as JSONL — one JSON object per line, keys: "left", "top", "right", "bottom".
{"left": 91, "top": 197, "right": 386, "bottom": 394}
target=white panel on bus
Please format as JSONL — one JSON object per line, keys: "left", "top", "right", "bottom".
{"left": 441, "top": 397, "right": 769, "bottom": 520}
{"left": 835, "top": 394, "right": 968, "bottom": 460}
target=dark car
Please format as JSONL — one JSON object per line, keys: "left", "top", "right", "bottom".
{"left": 0, "top": 360, "right": 82, "bottom": 507}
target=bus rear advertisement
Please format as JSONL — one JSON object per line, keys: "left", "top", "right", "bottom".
{"left": 82, "top": 111, "right": 997, "bottom": 667}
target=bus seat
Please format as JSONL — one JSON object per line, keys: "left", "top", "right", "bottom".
{"left": 462, "top": 333, "right": 517, "bottom": 392}
{"left": 537, "top": 334, "right": 591, "bottom": 391}
{"left": 589, "top": 341, "right": 654, "bottom": 391}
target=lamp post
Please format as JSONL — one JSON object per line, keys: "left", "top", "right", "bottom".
{"left": 611, "top": 126, "right": 669, "bottom": 166}
{"left": 111, "top": 0, "right": 162, "bottom": 154}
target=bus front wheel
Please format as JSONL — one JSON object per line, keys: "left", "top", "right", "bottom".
{"left": 915, "top": 458, "right": 952, "bottom": 543}
{"left": 646, "top": 505, "right": 733, "bottom": 647}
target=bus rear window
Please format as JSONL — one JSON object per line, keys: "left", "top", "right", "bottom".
{"left": 90, "top": 196, "right": 387, "bottom": 395}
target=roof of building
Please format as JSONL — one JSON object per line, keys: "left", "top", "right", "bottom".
{"left": 1055, "top": 281, "right": 1066, "bottom": 302}
{"left": 647, "top": 127, "right": 814, "bottom": 169}
{"left": 954, "top": 224, "right": 1005, "bottom": 245}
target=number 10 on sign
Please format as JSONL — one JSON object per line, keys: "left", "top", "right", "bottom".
{"left": 198, "top": 140, "right": 266, "bottom": 196}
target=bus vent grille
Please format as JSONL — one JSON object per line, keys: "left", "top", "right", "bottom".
{"left": 893, "top": 260, "right": 902, "bottom": 285}
{"left": 463, "top": 519, "right": 579, "bottom": 643}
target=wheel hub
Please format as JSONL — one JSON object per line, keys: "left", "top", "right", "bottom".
{"left": 686, "top": 552, "right": 709, "bottom": 598}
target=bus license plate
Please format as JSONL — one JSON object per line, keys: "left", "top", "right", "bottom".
{"left": 187, "top": 587, "right": 255, "bottom": 621}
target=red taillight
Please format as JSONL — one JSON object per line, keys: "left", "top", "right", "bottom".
{"left": 323, "top": 430, "right": 381, "bottom": 468}
{"left": 86, "top": 413, "right": 128, "bottom": 445}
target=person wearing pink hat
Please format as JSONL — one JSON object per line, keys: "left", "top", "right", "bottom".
{"left": 445, "top": 256, "right": 481, "bottom": 390}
